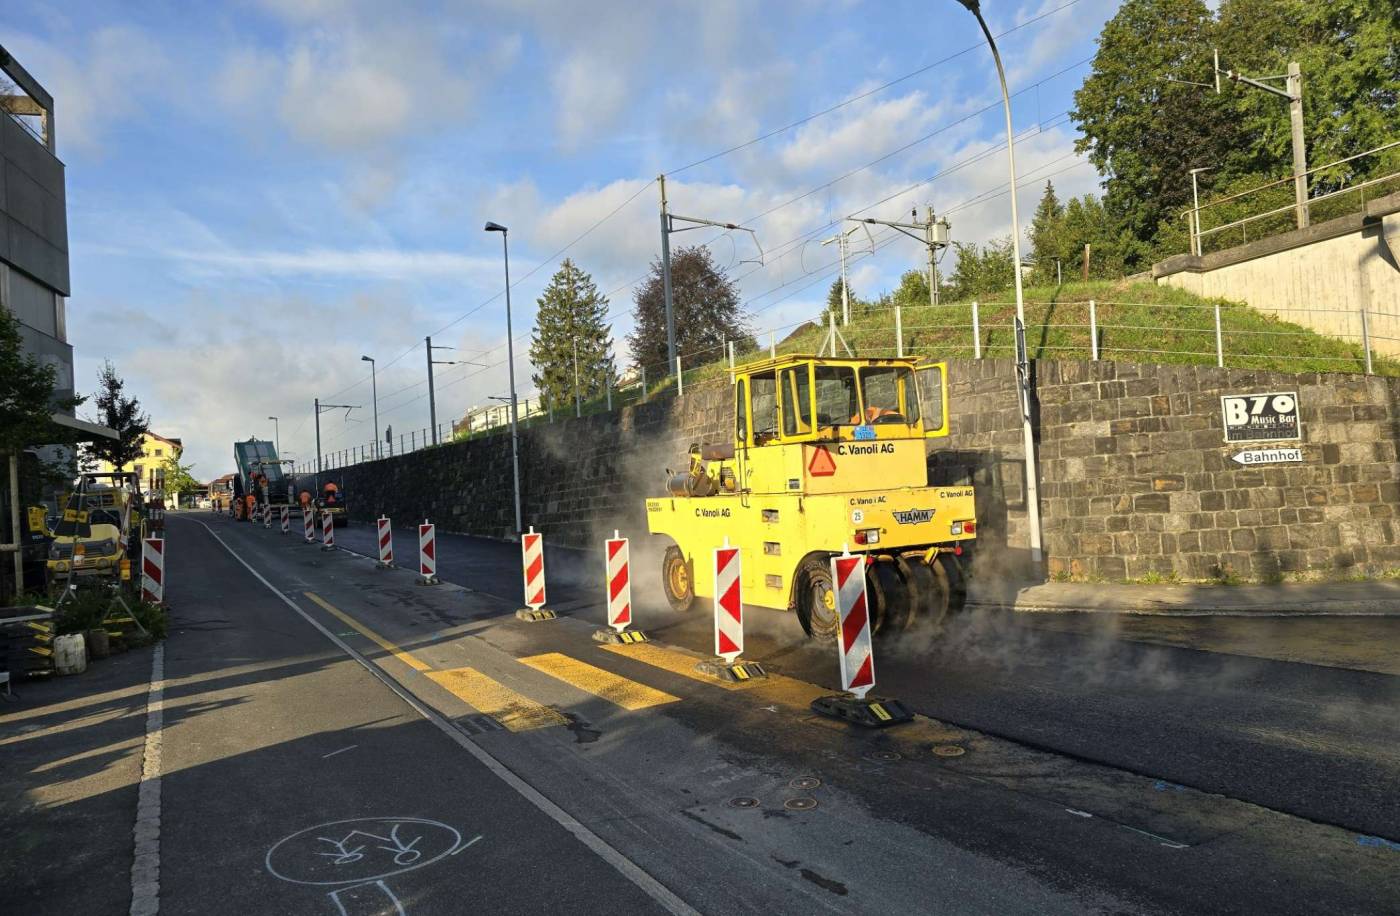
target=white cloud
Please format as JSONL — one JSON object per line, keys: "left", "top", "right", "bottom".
{"left": 3, "top": 25, "right": 169, "bottom": 155}
{"left": 553, "top": 50, "right": 630, "bottom": 149}
{"left": 159, "top": 246, "right": 500, "bottom": 280}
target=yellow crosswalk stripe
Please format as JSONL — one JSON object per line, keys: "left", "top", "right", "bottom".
{"left": 598, "top": 642, "right": 751, "bottom": 690}
{"left": 425, "top": 668, "right": 566, "bottom": 732}
{"left": 304, "top": 591, "right": 430, "bottom": 672}
{"left": 519, "top": 652, "right": 680, "bottom": 710}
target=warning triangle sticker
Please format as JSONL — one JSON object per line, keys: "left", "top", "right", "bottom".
{"left": 808, "top": 446, "right": 837, "bottom": 477}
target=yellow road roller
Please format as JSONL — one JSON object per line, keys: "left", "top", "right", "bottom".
{"left": 646, "top": 355, "right": 976, "bottom": 641}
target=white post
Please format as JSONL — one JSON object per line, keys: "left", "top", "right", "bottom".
{"left": 676, "top": 356, "right": 684, "bottom": 396}
{"left": 1089, "top": 299, "right": 1099, "bottom": 361}
{"left": 972, "top": 300, "right": 982, "bottom": 359}
{"left": 769, "top": 331, "right": 776, "bottom": 358}
{"left": 1214, "top": 303, "right": 1224, "bottom": 368}
{"left": 606, "top": 366, "right": 613, "bottom": 411}
{"left": 895, "top": 305, "right": 904, "bottom": 358}
{"left": 728, "top": 340, "right": 735, "bottom": 369}
{"left": 1361, "top": 308, "right": 1374, "bottom": 375}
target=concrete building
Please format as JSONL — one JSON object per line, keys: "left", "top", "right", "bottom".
{"left": 1, "top": 45, "right": 114, "bottom": 597}
{"left": 1, "top": 43, "right": 72, "bottom": 408}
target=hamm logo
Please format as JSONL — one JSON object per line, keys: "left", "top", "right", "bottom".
{"left": 892, "top": 508, "right": 935, "bottom": 525}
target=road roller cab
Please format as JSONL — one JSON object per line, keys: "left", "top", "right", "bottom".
{"left": 646, "top": 354, "right": 976, "bottom": 642}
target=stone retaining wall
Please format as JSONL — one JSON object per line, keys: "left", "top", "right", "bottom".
{"left": 337, "top": 357, "right": 1400, "bottom": 582}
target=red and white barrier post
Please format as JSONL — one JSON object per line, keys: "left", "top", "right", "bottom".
{"left": 417, "top": 520, "right": 439, "bottom": 585}
{"left": 375, "top": 516, "right": 394, "bottom": 569}
{"left": 594, "top": 530, "right": 645, "bottom": 644}
{"left": 280, "top": 506, "right": 290, "bottom": 534}
{"left": 141, "top": 537, "right": 165, "bottom": 605}
{"left": 811, "top": 549, "right": 911, "bottom": 727}
{"left": 695, "top": 539, "right": 766, "bottom": 681}
{"left": 320, "top": 509, "right": 335, "bottom": 551}
{"left": 263, "top": 500, "right": 272, "bottom": 529}
{"left": 303, "top": 507, "right": 315, "bottom": 543}
{"left": 515, "top": 526, "right": 556, "bottom": 621}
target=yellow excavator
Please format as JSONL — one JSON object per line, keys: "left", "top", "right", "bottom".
{"left": 646, "top": 355, "right": 976, "bottom": 642}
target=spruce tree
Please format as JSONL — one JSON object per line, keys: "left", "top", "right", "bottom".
{"left": 529, "top": 259, "right": 614, "bottom": 412}
{"left": 628, "top": 246, "right": 750, "bottom": 375}
{"left": 1028, "top": 181, "right": 1066, "bottom": 285}
{"left": 82, "top": 362, "right": 149, "bottom": 471}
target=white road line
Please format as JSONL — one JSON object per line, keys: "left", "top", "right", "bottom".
{"left": 322, "top": 744, "right": 358, "bottom": 759}
{"left": 129, "top": 642, "right": 165, "bottom": 916}
{"left": 185, "top": 518, "right": 701, "bottom": 916}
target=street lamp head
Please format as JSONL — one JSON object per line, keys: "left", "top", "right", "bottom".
{"left": 955, "top": 0, "right": 981, "bottom": 12}
{"left": 267, "top": 416, "right": 277, "bottom": 420}
{"left": 361, "top": 355, "right": 374, "bottom": 363}
{"left": 484, "top": 221, "right": 507, "bottom": 233}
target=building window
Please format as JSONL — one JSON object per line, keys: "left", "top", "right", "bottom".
{"left": 154, "top": 448, "right": 163, "bottom": 457}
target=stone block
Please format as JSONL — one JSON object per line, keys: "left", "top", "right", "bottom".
{"left": 1133, "top": 493, "right": 1171, "bottom": 513}
{"left": 1152, "top": 475, "right": 1185, "bottom": 492}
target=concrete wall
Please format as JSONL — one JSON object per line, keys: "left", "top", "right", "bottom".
{"left": 336, "top": 357, "right": 1400, "bottom": 583}
{"left": 1154, "top": 191, "right": 1400, "bottom": 355}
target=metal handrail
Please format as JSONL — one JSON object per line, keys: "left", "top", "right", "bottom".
{"left": 1198, "top": 168, "right": 1400, "bottom": 240}
{"left": 1190, "top": 139, "right": 1400, "bottom": 215}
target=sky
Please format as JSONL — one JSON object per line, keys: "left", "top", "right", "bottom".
{"left": 2, "top": 0, "right": 1120, "bottom": 479}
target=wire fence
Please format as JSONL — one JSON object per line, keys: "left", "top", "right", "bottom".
{"left": 295, "top": 294, "right": 1398, "bottom": 475}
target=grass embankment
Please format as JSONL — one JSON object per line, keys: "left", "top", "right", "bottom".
{"left": 726, "top": 279, "right": 1397, "bottom": 380}
{"left": 453, "top": 279, "right": 1395, "bottom": 437}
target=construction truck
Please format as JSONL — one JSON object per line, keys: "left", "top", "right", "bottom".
{"left": 233, "top": 438, "right": 298, "bottom": 522}
{"left": 47, "top": 472, "right": 144, "bottom": 590}
{"left": 646, "top": 355, "right": 975, "bottom": 642}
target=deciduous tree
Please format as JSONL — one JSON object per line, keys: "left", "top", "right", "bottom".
{"left": 629, "top": 246, "right": 749, "bottom": 374}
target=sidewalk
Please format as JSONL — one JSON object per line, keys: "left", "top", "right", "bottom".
{"left": 968, "top": 578, "right": 1400, "bottom": 616}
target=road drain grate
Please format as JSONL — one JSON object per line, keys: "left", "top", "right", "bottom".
{"left": 784, "top": 797, "right": 818, "bottom": 811}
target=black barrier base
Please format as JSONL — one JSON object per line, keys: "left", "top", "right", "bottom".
{"left": 319, "top": 544, "right": 336, "bottom": 552}
{"left": 695, "top": 659, "right": 767, "bottom": 683}
{"left": 415, "top": 576, "right": 440, "bottom": 586}
{"left": 375, "top": 561, "right": 395, "bottom": 570}
{"left": 516, "top": 608, "right": 557, "bottom": 622}
{"left": 592, "top": 628, "right": 648, "bottom": 645}
{"left": 810, "top": 695, "right": 913, "bottom": 728}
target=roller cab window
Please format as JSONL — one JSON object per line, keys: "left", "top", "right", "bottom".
{"left": 779, "top": 365, "right": 813, "bottom": 439}
{"left": 814, "top": 365, "right": 859, "bottom": 427}
{"left": 858, "top": 366, "right": 920, "bottom": 425}
{"left": 748, "top": 371, "right": 779, "bottom": 445}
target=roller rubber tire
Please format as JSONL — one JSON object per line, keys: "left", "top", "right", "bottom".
{"left": 904, "top": 558, "right": 951, "bottom": 631}
{"left": 938, "top": 552, "right": 968, "bottom": 614}
{"left": 868, "top": 560, "right": 908, "bottom": 640}
{"left": 662, "top": 546, "right": 696, "bottom": 614}
{"left": 796, "top": 555, "right": 839, "bottom": 644}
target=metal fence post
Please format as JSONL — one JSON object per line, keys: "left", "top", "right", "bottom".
{"left": 895, "top": 305, "right": 904, "bottom": 357}
{"left": 676, "top": 356, "right": 684, "bottom": 396}
{"left": 640, "top": 366, "right": 647, "bottom": 401}
{"left": 728, "top": 340, "right": 735, "bottom": 369}
{"left": 1089, "top": 299, "right": 1099, "bottom": 360}
{"left": 971, "top": 300, "right": 982, "bottom": 359}
{"left": 1361, "top": 308, "right": 1374, "bottom": 375}
{"left": 1214, "top": 303, "right": 1224, "bottom": 368}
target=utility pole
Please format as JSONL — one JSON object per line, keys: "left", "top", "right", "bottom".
{"left": 425, "top": 336, "right": 455, "bottom": 445}
{"left": 820, "top": 225, "right": 861, "bottom": 325}
{"left": 1217, "top": 54, "right": 1309, "bottom": 228}
{"left": 658, "top": 173, "right": 762, "bottom": 373}
{"left": 854, "top": 208, "right": 950, "bottom": 306}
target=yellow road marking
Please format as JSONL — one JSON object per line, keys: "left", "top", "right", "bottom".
{"left": 519, "top": 652, "right": 680, "bottom": 710}
{"left": 598, "top": 642, "right": 751, "bottom": 690}
{"left": 304, "top": 591, "right": 430, "bottom": 672}
{"left": 426, "top": 668, "right": 566, "bottom": 732}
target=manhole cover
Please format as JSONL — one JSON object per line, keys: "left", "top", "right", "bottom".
{"left": 865, "top": 750, "right": 902, "bottom": 762}
{"left": 932, "top": 745, "right": 967, "bottom": 758}
{"left": 784, "top": 797, "right": 818, "bottom": 811}
{"left": 789, "top": 776, "right": 821, "bottom": 791}
{"left": 728, "top": 797, "right": 760, "bottom": 809}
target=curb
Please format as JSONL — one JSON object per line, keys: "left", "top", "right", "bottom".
{"left": 968, "top": 600, "right": 1400, "bottom": 618}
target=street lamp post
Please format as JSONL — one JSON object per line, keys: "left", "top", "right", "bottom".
{"left": 267, "top": 416, "right": 279, "bottom": 455}
{"left": 484, "top": 221, "right": 524, "bottom": 537}
{"left": 956, "top": 0, "right": 1043, "bottom": 565}
{"left": 361, "top": 355, "right": 380, "bottom": 459}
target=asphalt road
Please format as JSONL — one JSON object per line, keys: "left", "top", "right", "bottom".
{"left": 6, "top": 511, "right": 1399, "bottom": 914}
{"left": 326, "top": 515, "right": 1400, "bottom": 839}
